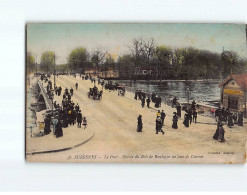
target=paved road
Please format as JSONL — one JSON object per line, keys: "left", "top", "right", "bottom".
{"left": 27, "top": 75, "right": 247, "bottom": 163}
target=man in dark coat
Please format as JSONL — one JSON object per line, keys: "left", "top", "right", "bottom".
{"left": 134, "top": 90, "right": 138, "bottom": 100}
{"left": 192, "top": 110, "right": 197, "bottom": 124}
{"left": 146, "top": 97, "right": 150, "bottom": 108}
{"left": 188, "top": 109, "right": 193, "bottom": 124}
{"left": 227, "top": 113, "right": 234, "bottom": 127}
{"left": 176, "top": 104, "right": 181, "bottom": 118}
{"left": 70, "top": 87, "right": 74, "bottom": 96}
{"left": 161, "top": 110, "right": 166, "bottom": 126}
{"left": 191, "top": 100, "right": 196, "bottom": 111}
{"left": 137, "top": 115, "right": 143, "bottom": 132}
{"left": 141, "top": 98, "right": 145, "bottom": 108}
{"left": 155, "top": 116, "right": 164, "bottom": 135}
{"left": 77, "top": 110, "right": 82, "bottom": 128}
{"left": 172, "top": 97, "right": 177, "bottom": 108}
{"left": 238, "top": 112, "right": 243, "bottom": 126}
{"left": 68, "top": 94, "right": 71, "bottom": 101}
{"left": 75, "top": 83, "right": 78, "bottom": 90}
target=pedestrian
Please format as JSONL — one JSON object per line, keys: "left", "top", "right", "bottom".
{"left": 191, "top": 100, "right": 196, "bottom": 111}
{"left": 218, "top": 123, "right": 225, "bottom": 142}
{"left": 161, "top": 110, "right": 166, "bottom": 126}
{"left": 146, "top": 97, "right": 150, "bottom": 108}
{"left": 77, "top": 110, "right": 82, "bottom": 128}
{"left": 56, "top": 120, "right": 63, "bottom": 138}
{"left": 183, "top": 110, "right": 189, "bottom": 128}
{"left": 213, "top": 121, "right": 221, "bottom": 140}
{"left": 192, "top": 110, "right": 197, "bottom": 124}
{"left": 172, "top": 97, "right": 177, "bottom": 108}
{"left": 58, "top": 86, "right": 62, "bottom": 96}
{"left": 188, "top": 109, "right": 193, "bottom": 124}
{"left": 141, "top": 98, "right": 145, "bottom": 108}
{"left": 156, "top": 111, "right": 161, "bottom": 119}
{"left": 65, "top": 87, "right": 69, "bottom": 95}
{"left": 83, "top": 117, "right": 87, "bottom": 129}
{"left": 155, "top": 116, "right": 164, "bottom": 135}
{"left": 70, "top": 87, "right": 73, "bottom": 96}
{"left": 227, "top": 113, "right": 234, "bottom": 127}
{"left": 44, "top": 115, "right": 51, "bottom": 135}
{"left": 176, "top": 103, "right": 181, "bottom": 118}
{"left": 137, "top": 115, "right": 143, "bottom": 132}
{"left": 238, "top": 112, "right": 243, "bottom": 126}
{"left": 75, "top": 103, "right": 80, "bottom": 112}
{"left": 51, "top": 115, "right": 58, "bottom": 135}
{"left": 53, "top": 101, "right": 57, "bottom": 109}
{"left": 172, "top": 112, "right": 178, "bottom": 129}
{"left": 134, "top": 90, "right": 138, "bottom": 100}
{"left": 68, "top": 94, "right": 71, "bottom": 101}
{"left": 75, "top": 82, "right": 78, "bottom": 90}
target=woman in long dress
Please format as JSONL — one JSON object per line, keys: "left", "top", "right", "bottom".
{"left": 218, "top": 124, "right": 225, "bottom": 142}
{"left": 44, "top": 116, "right": 51, "bottom": 135}
{"left": 56, "top": 120, "right": 63, "bottom": 138}
{"left": 172, "top": 112, "right": 178, "bottom": 129}
{"left": 183, "top": 111, "right": 189, "bottom": 128}
{"left": 137, "top": 115, "right": 143, "bottom": 132}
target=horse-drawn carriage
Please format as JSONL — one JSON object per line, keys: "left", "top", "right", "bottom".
{"left": 88, "top": 86, "right": 103, "bottom": 100}
{"left": 104, "top": 81, "right": 119, "bottom": 91}
{"left": 117, "top": 85, "right": 126, "bottom": 96}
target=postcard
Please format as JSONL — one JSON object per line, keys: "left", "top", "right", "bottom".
{"left": 25, "top": 23, "right": 247, "bottom": 163}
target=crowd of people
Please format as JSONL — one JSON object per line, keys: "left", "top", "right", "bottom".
{"left": 42, "top": 75, "right": 88, "bottom": 138}
{"left": 134, "top": 90, "right": 162, "bottom": 108}
{"left": 42, "top": 74, "right": 245, "bottom": 143}
{"left": 215, "top": 107, "right": 243, "bottom": 127}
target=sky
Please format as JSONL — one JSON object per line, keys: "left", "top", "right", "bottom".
{"left": 27, "top": 23, "right": 247, "bottom": 64}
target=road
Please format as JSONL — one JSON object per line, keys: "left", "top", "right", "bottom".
{"left": 27, "top": 75, "right": 247, "bottom": 163}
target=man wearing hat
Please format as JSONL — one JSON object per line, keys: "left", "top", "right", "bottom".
{"left": 77, "top": 110, "right": 83, "bottom": 128}
{"left": 161, "top": 110, "right": 166, "bottom": 126}
{"left": 155, "top": 116, "right": 164, "bottom": 135}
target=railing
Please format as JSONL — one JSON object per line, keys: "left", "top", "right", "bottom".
{"left": 37, "top": 80, "right": 52, "bottom": 110}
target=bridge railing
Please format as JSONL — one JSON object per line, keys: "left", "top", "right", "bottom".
{"left": 37, "top": 80, "right": 52, "bottom": 110}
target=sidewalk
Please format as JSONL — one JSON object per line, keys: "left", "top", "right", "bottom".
{"left": 26, "top": 125, "right": 94, "bottom": 155}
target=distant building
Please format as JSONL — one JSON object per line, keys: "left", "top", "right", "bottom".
{"left": 219, "top": 73, "right": 247, "bottom": 112}
{"left": 134, "top": 67, "right": 157, "bottom": 77}
{"left": 84, "top": 68, "right": 119, "bottom": 79}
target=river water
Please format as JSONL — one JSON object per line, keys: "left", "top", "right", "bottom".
{"left": 114, "top": 80, "right": 221, "bottom": 107}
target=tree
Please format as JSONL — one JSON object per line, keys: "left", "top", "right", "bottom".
{"left": 40, "top": 51, "right": 55, "bottom": 73}
{"left": 104, "top": 53, "right": 115, "bottom": 69}
{"left": 68, "top": 47, "right": 89, "bottom": 72}
{"left": 26, "top": 52, "right": 35, "bottom": 73}
{"left": 221, "top": 50, "right": 244, "bottom": 78}
{"left": 116, "top": 54, "right": 135, "bottom": 79}
{"left": 91, "top": 49, "right": 107, "bottom": 70}
{"left": 154, "top": 45, "right": 173, "bottom": 79}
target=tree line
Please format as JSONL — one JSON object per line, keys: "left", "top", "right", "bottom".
{"left": 27, "top": 37, "right": 247, "bottom": 80}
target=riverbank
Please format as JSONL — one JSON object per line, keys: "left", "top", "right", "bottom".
{"left": 26, "top": 75, "right": 247, "bottom": 163}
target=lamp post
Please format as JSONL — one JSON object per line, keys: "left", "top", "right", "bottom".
{"left": 51, "top": 92, "right": 54, "bottom": 116}
{"left": 54, "top": 55, "right": 56, "bottom": 90}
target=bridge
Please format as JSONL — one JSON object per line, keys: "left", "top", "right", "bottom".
{"left": 37, "top": 80, "right": 53, "bottom": 110}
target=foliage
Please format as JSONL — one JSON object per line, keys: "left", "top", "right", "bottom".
{"left": 26, "top": 52, "right": 35, "bottom": 73}
{"left": 40, "top": 51, "right": 55, "bottom": 73}
{"left": 68, "top": 47, "right": 89, "bottom": 71}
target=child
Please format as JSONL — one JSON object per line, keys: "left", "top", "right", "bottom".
{"left": 83, "top": 117, "right": 87, "bottom": 129}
